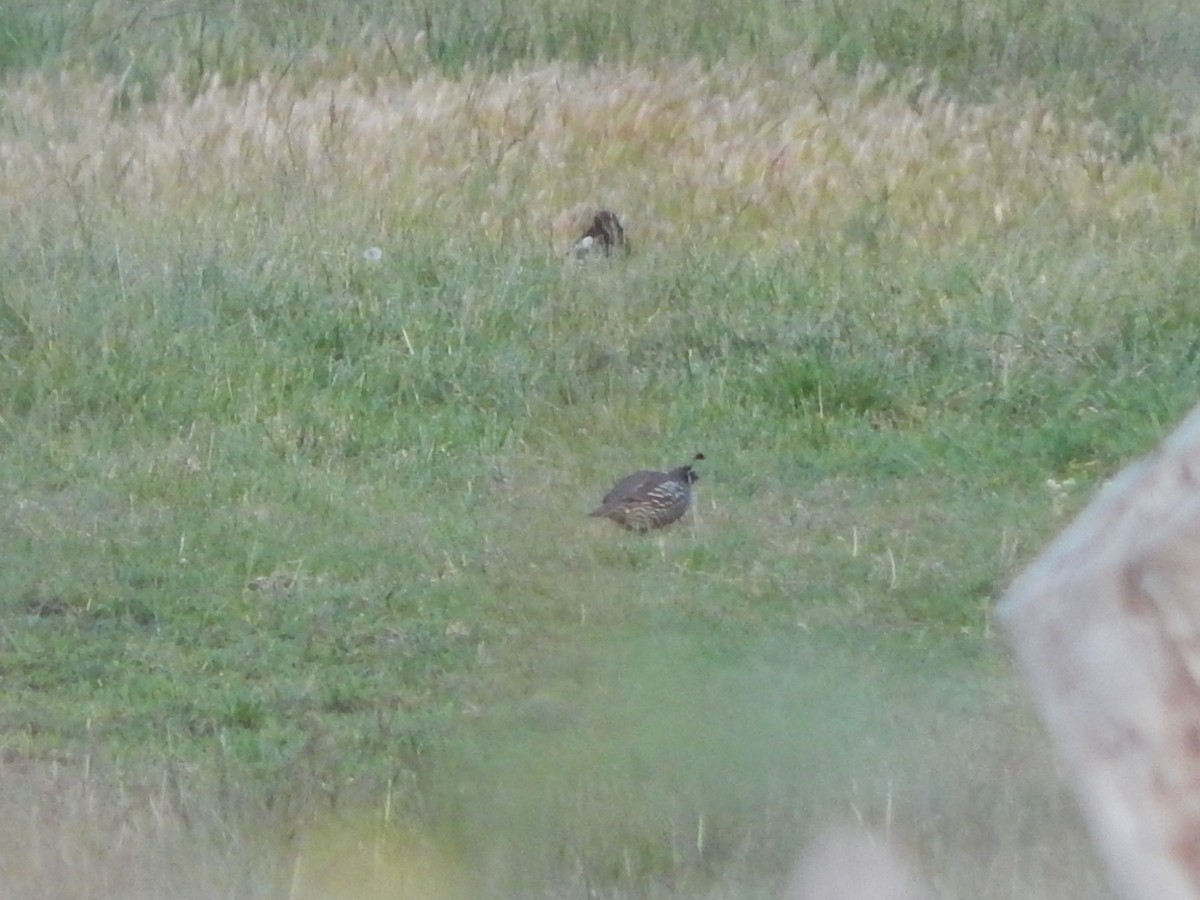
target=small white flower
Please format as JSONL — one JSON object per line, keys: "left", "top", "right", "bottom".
{"left": 362, "top": 246, "right": 383, "bottom": 262}
{"left": 1045, "top": 477, "right": 1076, "bottom": 515}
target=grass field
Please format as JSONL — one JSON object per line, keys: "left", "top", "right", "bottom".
{"left": 3, "top": 0, "right": 1200, "bottom": 896}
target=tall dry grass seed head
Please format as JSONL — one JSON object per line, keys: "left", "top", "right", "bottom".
{"left": 1, "top": 55, "right": 1197, "bottom": 254}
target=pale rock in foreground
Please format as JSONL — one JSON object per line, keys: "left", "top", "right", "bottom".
{"left": 785, "top": 826, "right": 934, "bottom": 900}
{"left": 999, "top": 402, "right": 1200, "bottom": 900}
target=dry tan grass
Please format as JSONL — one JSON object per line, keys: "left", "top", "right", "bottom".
{"left": 2, "top": 50, "right": 1196, "bottom": 256}
{"left": 0, "top": 754, "right": 469, "bottom": 900}
{"left": 0, "top": 711, "right": 1109, "bottom": 900}
{"left": 0, "top": 756, "right": 284, "bottom": 900}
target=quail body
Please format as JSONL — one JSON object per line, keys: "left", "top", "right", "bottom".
{"left": 573, "top": 210, "right": 628, "bottom": 259}
{"left": 589, "top": 454, "right": 704, "bottom": 532}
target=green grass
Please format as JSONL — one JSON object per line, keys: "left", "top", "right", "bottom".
{"left": 0, "top": 230, "right": 1157, "bottom": 897}
{"left": 1, "top": 0, "right": 1193, "bottom": 895}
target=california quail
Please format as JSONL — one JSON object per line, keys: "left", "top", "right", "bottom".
{"left": 588, "top": 453, "right": 704, "bottom": 532}
{"left": 573, "top": 210, "right": 629, "bottom": 259}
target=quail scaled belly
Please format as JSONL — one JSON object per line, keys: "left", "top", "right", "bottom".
{"left": 589, "top": 454, "right": 704, "bottom": 532}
